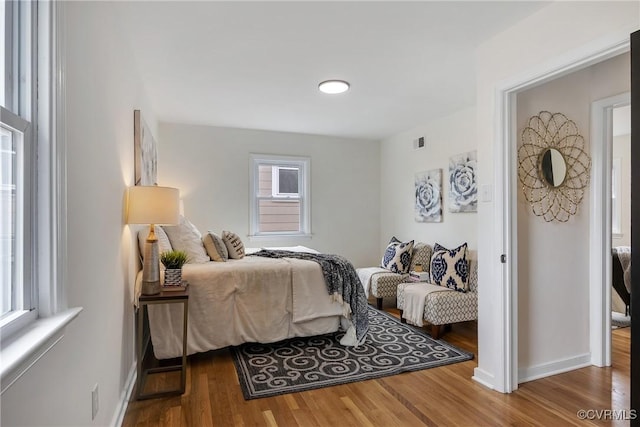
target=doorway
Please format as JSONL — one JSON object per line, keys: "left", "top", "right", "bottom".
{"left": 512, "top": 54, "right": 630, "bottom": 383}
{"left": 590, "top": 92, "right": 630, "bottom": 367}
{"left": 496, "top": 38, "right": 630, "bottom": 392}
{"left": 610, "top": 104, "right": 631, "bottom": 328}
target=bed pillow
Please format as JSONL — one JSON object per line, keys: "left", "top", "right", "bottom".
{"left": 430, "top": 242, "right": 469, "bottom": 292}
{"left": 222, "top": 230, "right": 245, "bottom": 259}
{"left": 381, "top": 237, "right": 414, "bottom": 274}
{"left": 203, "top": 231, "right": 228, "bottom": 262}
{"left": 162, "top": 216, "right": 210, "bottom": 264}
{"left": 137, "top": 226, "right": 172, "bottom": 262}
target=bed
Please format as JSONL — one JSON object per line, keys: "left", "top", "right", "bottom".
{"left": 612, "top": 246, "right": 631, "bottom": 316}
{"left": 137, "top": 246, "right": 367, "bottom": 359}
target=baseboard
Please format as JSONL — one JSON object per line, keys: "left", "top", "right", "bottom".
{"left": 472, "top": 367, "right": 495, "bottom": 390}
{"left": 518, "top": 353, "right": 591, "bottom": 384}
{"left": 110, "top": 362, "right": 137, "bottom": 427}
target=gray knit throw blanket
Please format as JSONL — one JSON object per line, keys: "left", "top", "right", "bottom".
{"left": 249, "top": 250, "right": 369, "bottom": 344}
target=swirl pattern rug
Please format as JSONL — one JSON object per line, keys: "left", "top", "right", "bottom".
{"left": 231, "top": 307, "right": 474, "bottom": 400}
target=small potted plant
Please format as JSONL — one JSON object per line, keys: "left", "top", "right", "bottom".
{"left": 160, "top": 250, "right": 189, "bottom": 286}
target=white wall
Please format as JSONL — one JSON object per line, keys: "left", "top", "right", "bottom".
{"left": 379, "top": 107, "right": 478, "bottom": 254}
{"left": 1, "top": 2, "right": 154, "bottom": 426}
{"left": 612, "top": 133, "right": 631, "bottom": 247}
{"left": 516, "top": 53, "right": 629, "bottom": 376}
{"left": 158, "top": 123, "right": 380, "bottom": 268}
{"left": 474, "top": 1, "right": 638, "bottom": 391}
{"left": 612, "top": 133, "right": 630, "bottom": 313}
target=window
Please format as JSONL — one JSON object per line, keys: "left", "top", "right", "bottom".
{"left": 250, "top": 155, "right": 310, "bottom": 237}
{"left": 272, "top": 167, "right": 299, "bottom": 197}
{"left": 1, "top": 109, "right": 33, "bottom": 321}
{"left": 1, "top": 1, "right": 79, "bottom": 392}
{"left": 1, "top": 0, "right": 36, "bottom": 333}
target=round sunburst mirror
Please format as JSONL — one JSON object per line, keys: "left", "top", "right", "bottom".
{"left": 518, "top": 111, "right": 591, "bottom": 222}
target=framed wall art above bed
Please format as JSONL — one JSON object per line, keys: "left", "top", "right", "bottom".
{"left": 134, "top": 109, "right": 158, "bottom": 186}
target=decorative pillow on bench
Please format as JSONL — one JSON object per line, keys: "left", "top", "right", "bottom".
{"left": 430, "top": 242, "right": 469, "bottom": 292}
{"left": 381, "top": 236, "right": 414, "bottom": 274}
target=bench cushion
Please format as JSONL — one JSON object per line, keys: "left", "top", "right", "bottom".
{"left": 363, "top": 242, "right": 434, "bottom": 299}
{"left": 397, "top": 259, "right": 478, "bottom": 326}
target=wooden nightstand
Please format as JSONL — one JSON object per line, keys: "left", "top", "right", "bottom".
{"left": 135, "top": 287, "right": 189, "bottom": 400}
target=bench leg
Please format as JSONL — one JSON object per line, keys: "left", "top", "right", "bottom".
{"left": 431, "top": 324, "right": 442, "bottom": 339}
{"left": 376, "top": 298, "right": 383, "bottom": 310}
{"left": 399, "top": 310, "right": 406, "bottom": 323}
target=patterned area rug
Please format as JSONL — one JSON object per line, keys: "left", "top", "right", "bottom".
{"left": 231, "top": 307, "right": 474, "bottom": 400}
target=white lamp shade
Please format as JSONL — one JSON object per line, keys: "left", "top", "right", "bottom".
{"left": 127, "top": 186, "right": 180, "bottom": 225}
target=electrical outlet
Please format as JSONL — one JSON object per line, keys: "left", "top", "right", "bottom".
{"left": 91, "top": 384, "right": 99, "bottom": 421}
{"left": 413, "top": 136, "right": 425, "bottom": 149}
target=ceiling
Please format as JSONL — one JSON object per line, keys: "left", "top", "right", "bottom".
{"left": 115, "top": 1, "right": 549, "bottom": 141}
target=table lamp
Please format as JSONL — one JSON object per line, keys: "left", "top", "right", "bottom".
{"left": 127, "top": 186, "right": 180, "bottom": 295}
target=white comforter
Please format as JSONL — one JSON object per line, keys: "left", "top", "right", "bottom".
{"left": 146, "top": 256, "right": 344, "bottom": 359}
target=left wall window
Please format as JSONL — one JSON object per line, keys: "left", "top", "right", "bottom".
{"left": 1, "top": 1, "right": 79, "bottom": 392}
{"left": 1, "top": 0, "right": 36, "bottom": 333}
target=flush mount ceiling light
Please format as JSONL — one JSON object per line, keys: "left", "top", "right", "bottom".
{"left": 318, "top": 80, "right": 350, "bottom": 94}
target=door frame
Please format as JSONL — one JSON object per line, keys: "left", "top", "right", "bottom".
{"left": 496, "top": 36, "right": 630, "bottom": 390}
{"left": 590, "top": 92, "right": 630, "bottom": 367}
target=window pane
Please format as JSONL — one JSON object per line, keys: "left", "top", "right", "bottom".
{"left": 258, "top": 199, "right": 300, "bottom": 232}
{"left": 278, "top": 168, "right": 299, "bottom": 194}
{"left": 257, "top": 165, "right": 272, "bottom": 197}
{"left": 1, "top": 126, "right": 16, "bottom": 316}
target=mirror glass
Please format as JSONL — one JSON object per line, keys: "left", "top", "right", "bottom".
{"left": 539, "top": 148, "right": 567, "bottom": 187}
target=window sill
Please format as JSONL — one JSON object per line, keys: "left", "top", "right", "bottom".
{"left": 1, "top": 307, "right": 83, "bottom": 394}
{"left": 248, "top": 233, "right": 312, "bottom": 242}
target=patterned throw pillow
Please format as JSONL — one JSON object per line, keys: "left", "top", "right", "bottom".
{"left": 430, "top": 242, "right": 469, "bottom": 292}
{"left": 222, "top": 230, "right": 245, "bottom": 259}
{"left": 381, "top": 238, "right": 414, "bottom": 274}
{"left": 202, "top": 231, "right": 228, "bottom": 262}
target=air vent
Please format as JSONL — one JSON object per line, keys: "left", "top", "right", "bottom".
{"left": 413, "top": 137, "right": 425, "bottom": 150}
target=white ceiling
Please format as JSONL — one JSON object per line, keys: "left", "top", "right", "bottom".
{"left": 114, "top": 1, "right": 549, "bottom": 141}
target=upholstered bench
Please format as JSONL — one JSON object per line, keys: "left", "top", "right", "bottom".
{"left": 358, "top": 242, "right": 433, "bottom": 309}
{"left": 397, "top": 259, "right": 478, "bottom": 339}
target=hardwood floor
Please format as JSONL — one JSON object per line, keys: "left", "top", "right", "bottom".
{"left": 122, "top": 307, "right": 631, "bottom": 427}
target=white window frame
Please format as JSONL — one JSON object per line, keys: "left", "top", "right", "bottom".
{"left": 1, "top": 0, "right": 37, "bottom": 336}
{"left": 1, "top": 108, "right": 35, "bottom": 334}
{"left": 1, "top": 1, "right": 81, "bottom": 394}
{"left": 249, "top": 154, "right": 311, "bottom": 239}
